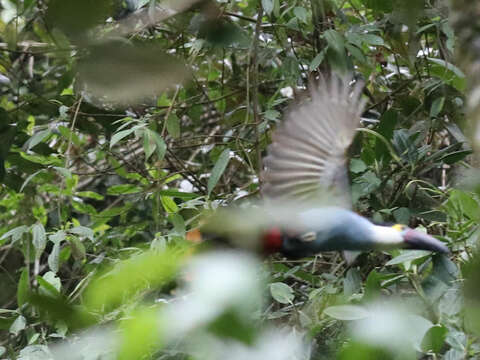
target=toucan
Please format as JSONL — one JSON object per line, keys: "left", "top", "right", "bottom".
{"left": 197, "top": 75, "right": 449, "bottom": 258}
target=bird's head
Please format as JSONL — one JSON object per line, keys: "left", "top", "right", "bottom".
{"left": 371, "top": 223, "right": 449, "bottom": 253}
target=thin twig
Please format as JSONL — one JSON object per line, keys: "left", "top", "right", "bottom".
{"left": 251, "top": 4, "right": 264, "bottom": 182}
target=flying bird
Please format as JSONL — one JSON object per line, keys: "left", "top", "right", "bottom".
{"left": 199, "top": 74, "right": 449, "bottom": 258}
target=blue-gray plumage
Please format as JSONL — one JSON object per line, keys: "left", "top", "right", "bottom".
{"left": 282, "top": 208, "right": 376, "bottom": 255}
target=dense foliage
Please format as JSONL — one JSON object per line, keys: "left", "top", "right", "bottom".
{"left": 0, "top": 0, "right": 479, "bottom": 359}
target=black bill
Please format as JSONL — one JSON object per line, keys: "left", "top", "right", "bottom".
{"left": 404, "top": 229, "right": 449, "bottom": 253}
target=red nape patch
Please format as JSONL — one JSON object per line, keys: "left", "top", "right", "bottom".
{"left": 262, "top": 228, "right": 283, "bottom": 254}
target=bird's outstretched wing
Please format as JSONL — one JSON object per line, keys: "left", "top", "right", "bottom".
{"left": 262, "top": 75, "right": 366, "bottom": 207}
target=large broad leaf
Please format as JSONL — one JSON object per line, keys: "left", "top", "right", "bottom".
{"left": 323, "top": 29, "right": 345, "bottom": 54}
{"left": 421, "top": 325, "right": 448, "bottom": 353}
{"left": 78, "top": 42, "right": 188, "bottom": 105}
{"left": 428, "top": 58, "right": 466, "bottom": 92}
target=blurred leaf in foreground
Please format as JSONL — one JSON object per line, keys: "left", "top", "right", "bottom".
{"left": 46, "top": 0, "right": 113, "bottom": 38}
{"left": 347, "top": 302, "right": 433, "bottom": 358}
{"left": 78, "top": 42, "right": 188, "bottom": 105}
{"left": 84, "top": 245, "right": 189, "bottom": 312}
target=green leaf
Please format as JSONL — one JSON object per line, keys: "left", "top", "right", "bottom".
{"left": 161, "top": 196, "right": 178, "bottom": 213}
{"left": 31, "top": 223, "right": 46, "bottom": 258}
{"left": 85, "top": 248, "right": 187, "bottom": 312}
{"left": 428, "top": 58, "right": 466, "bottom": 91}
{"left": 324, "top": 29, "right": 345, "bottom": 53}
{"left": 293, "top": 7, "right": 308, "bottom": 24}
{"left": 69, "top": 226, "right": 94, "bottom": 240}
{"left": 69, "top": 237, "right": 86, "bottom": 261}
{"left": 430, "top": 97, "right": 445, "bottom": 118}
{"left": 324, "top": 305, "right": 369, "bottom": 320}
{"left": 445, "top": 189, "right": 480, "bottom": 220}
{"left": 350, "top": 158, "right": 367, "bottom": 174}
{"left": 76, "top": 191, "right": 104, "bottom": 200}
{"left": 364, "top": 0, "right": 393, "bottom": 12}
{"left": 345, "top": 43, "right": 366, "bottom": 63}
{"left": 72, "top": 200, "right": 98, "bottom": 215}
{"left": 208, "top": 310, "right": 257, "bottom": 345}
{"left": 168, "top": 213, "right": 185, "bottom": 235}
{"left": 118, "top": 307, "right": 165, "bottom": 360}
{"left": 264, "top": 109, "right": 280, "bottom": 121}
{"left": 37, "top": 273, "right": 61, "bottom": 297}
{"left": 262, "top": 0, "right": 274, "bottom": 15}
{"left": 58, "top": 126, "right": 81, "bottom": 146}
{"left": 27, "top": 129, "right": 51, "bottom": 150}
{"left": 49, "top": 230, "right": 66, "bottom": 244}
{"left": 110, "top": 128, "right": 136, "bottom": 148}
{"left": 158, "top": 190, "right": 198, "bottom": 200}
{"left": 151, "top": 131, "right": 166, "bottom": 161}
{"left": 270, "top": 282, "right": 294, "bottom": 304}
{"left": 364, "top": 269, "right": 385, "bottom": 301}
{"left": 157, "top": 93, "right": 171, "bottom": 107}
{"left": 1, "top": 225, "right": 29, "bottom": 243}
{"left": 360, "top": 33, "right": 384, "bottom": 46}
{"left": 20, "top": 170, "right": 45, "bottom": 192}
{"left": 53, "top": 166, "right": 72, "bottom": 179}
{"left": 143, "top": 129, "right": 155, "bottom": 160}
{"left": 78, "top": 42, "right": 187, "bottom": 104}
{"left": 440, "top": 150, "right": 472, "bottom": 165}
{"left": 166, "top": 114, "right": 180, "bottom": 138}
{"left": 107, "top": 184, "right": 143, "bottom": 195}
{"left": 375, "top": 109, "right": 398, "bottom": 161}
{"left": 385, "top": 250, "right": 431, "bottom": 266}
{"left": 46, "top": 0, "right": 113, "bottom": 36}
{"left": 20, "top": 152, "right": 63, "bottom": 166}
{"left": 207, "top": 148, "right": 230, "bottom": 196}
{"left": 309, "top": 50, "right": 326, "bottom": 71}
{"left": 428, "top": 58, "right": 465, "bottom": 78}
{"left": 351, "top": 171, "right": 381, "bottom": 201}
{"left": 10, "top": 315, "right": 26, "bottom": 336}
{"left": 48, "top": 242, "right": 61, "bottom": 273}
{"left": 393, "top": 207, "right": 410, "bottom": 224}
{"left": 344, "top": 268, "right": 361, "bottom": 296}
{"left": 17, "top": 268, "right": 29, "bottom": 307}
{"left": 43, "top": 271, "right": 61, "bottom": 292}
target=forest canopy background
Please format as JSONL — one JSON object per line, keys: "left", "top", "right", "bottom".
{"left": 0, "top": 0, "right": 479, "bottom": 359}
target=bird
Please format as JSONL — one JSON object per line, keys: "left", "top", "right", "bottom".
{"left": 198, "top": 74, "right": 449, "bottom": 258}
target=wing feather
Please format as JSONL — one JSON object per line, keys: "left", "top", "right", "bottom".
{"left": 262, "top": 75, "right": 366, "bottom": 206}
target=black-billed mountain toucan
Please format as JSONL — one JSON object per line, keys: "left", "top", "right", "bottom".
{"left": 198, "top": 75, "right": 449, "bottom": 258}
